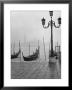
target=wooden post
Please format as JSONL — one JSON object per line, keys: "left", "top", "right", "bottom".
{"left": 13, "top": 42, "right": 15, "bottom": 55}
{"left": 38, "top": 40, "right": 40, "bottom": 58}
{"left": 11, "top": 43, "right": 12, "bottom": 54}
{"left": 43, "top": 36, "right": 46, "bottom": 61}
{"left": 49, "top": 43, "right": 50, "bottom": 52}
{"left": 19, "top": 41, "right": 21, "bottom": 62}
{"left": 29, "top": 42, "right": 30, "bottom": 56}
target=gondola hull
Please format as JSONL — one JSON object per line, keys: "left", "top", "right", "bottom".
{"left": 22, "top": 49, "right": 39, "bottom": 61}
{"left": 11, "top": 50, "right": 21, "bottom": 59}
{"left": 23, "top": 56, "right": 37, "bottom": 61}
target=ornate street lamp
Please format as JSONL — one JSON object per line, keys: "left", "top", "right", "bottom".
{"left": 41, "top": 17, "right": 45, "bottom": 26}
{"left": 58, "top": 17, "right": 61, "bottom": 24}
{"left": 49, "top": 11, "right": 53, "bottom": 17}
{"left": 41, "top": 11, "right": 61, "bottom": 57}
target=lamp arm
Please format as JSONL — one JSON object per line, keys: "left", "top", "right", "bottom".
{"left": 53, "top": 21, "right": 61, "bottom": 28}
{"left": 43, "top": 21, "right": 50, "bottom": 29}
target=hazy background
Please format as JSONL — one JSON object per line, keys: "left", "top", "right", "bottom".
{"left": 11, "top": 10, "right": 61, "bottom": 60}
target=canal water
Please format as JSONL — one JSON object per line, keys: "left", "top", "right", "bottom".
{"left": 11, "top": 58, "right": 61, "bottom": 79}
{"left": 11, "top": 42, "right": 61, "bottom": 79}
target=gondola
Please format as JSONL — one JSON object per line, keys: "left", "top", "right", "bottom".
{"left": 11, "top": 41, "right": 21, "bottom": 59}
{"left": 11, "top": 49, "right": 21, "bottom": 59}
{"left": 22, "top": 47, "right": 39, "bottom": 61}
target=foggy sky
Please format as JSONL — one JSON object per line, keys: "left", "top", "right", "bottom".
{"left": 11, "top": 10, "right": 61, "bottom": 46}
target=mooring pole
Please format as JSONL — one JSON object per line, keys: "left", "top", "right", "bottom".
{"left": 29, "top": 42, "right": 30, "bottom": 56}
{"left": 43, "top": 36, "right": 46, "bottom": 61}
{"left": 19, "top": 41, "right": 21, "bottom": 62}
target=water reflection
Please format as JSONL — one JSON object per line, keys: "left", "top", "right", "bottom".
{"left": 11, "top": 60, "right": 61, "bottom": 79}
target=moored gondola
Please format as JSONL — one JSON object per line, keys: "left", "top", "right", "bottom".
{"left": 22, "top": 47, "right": 39, "bottom": 61}
{"left": 11, "top": 41, "right": 21, "bottom": 59}
{"left": 11, "top": 49, "right": 21, "bottom": 59}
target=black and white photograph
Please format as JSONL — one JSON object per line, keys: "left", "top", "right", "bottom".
{"left": 11, "top": 10, "right": 61, "bottom": 79}
{"left": 4, "top": 4, "right": 68, "bottom": 86}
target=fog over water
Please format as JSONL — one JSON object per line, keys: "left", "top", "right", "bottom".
{"left": 11, "top": 10, "right": 61, "bottom": 59}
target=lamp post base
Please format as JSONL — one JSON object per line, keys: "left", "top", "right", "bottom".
{"left": 49, "top": 56, "right": 57, "bottom": 63}
{"left": 49, "top": 50, "right": 57, "bottom": 63}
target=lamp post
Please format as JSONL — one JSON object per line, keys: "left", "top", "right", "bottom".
{"left": 41, "top": 11, "right": 61, "bottom": 57}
